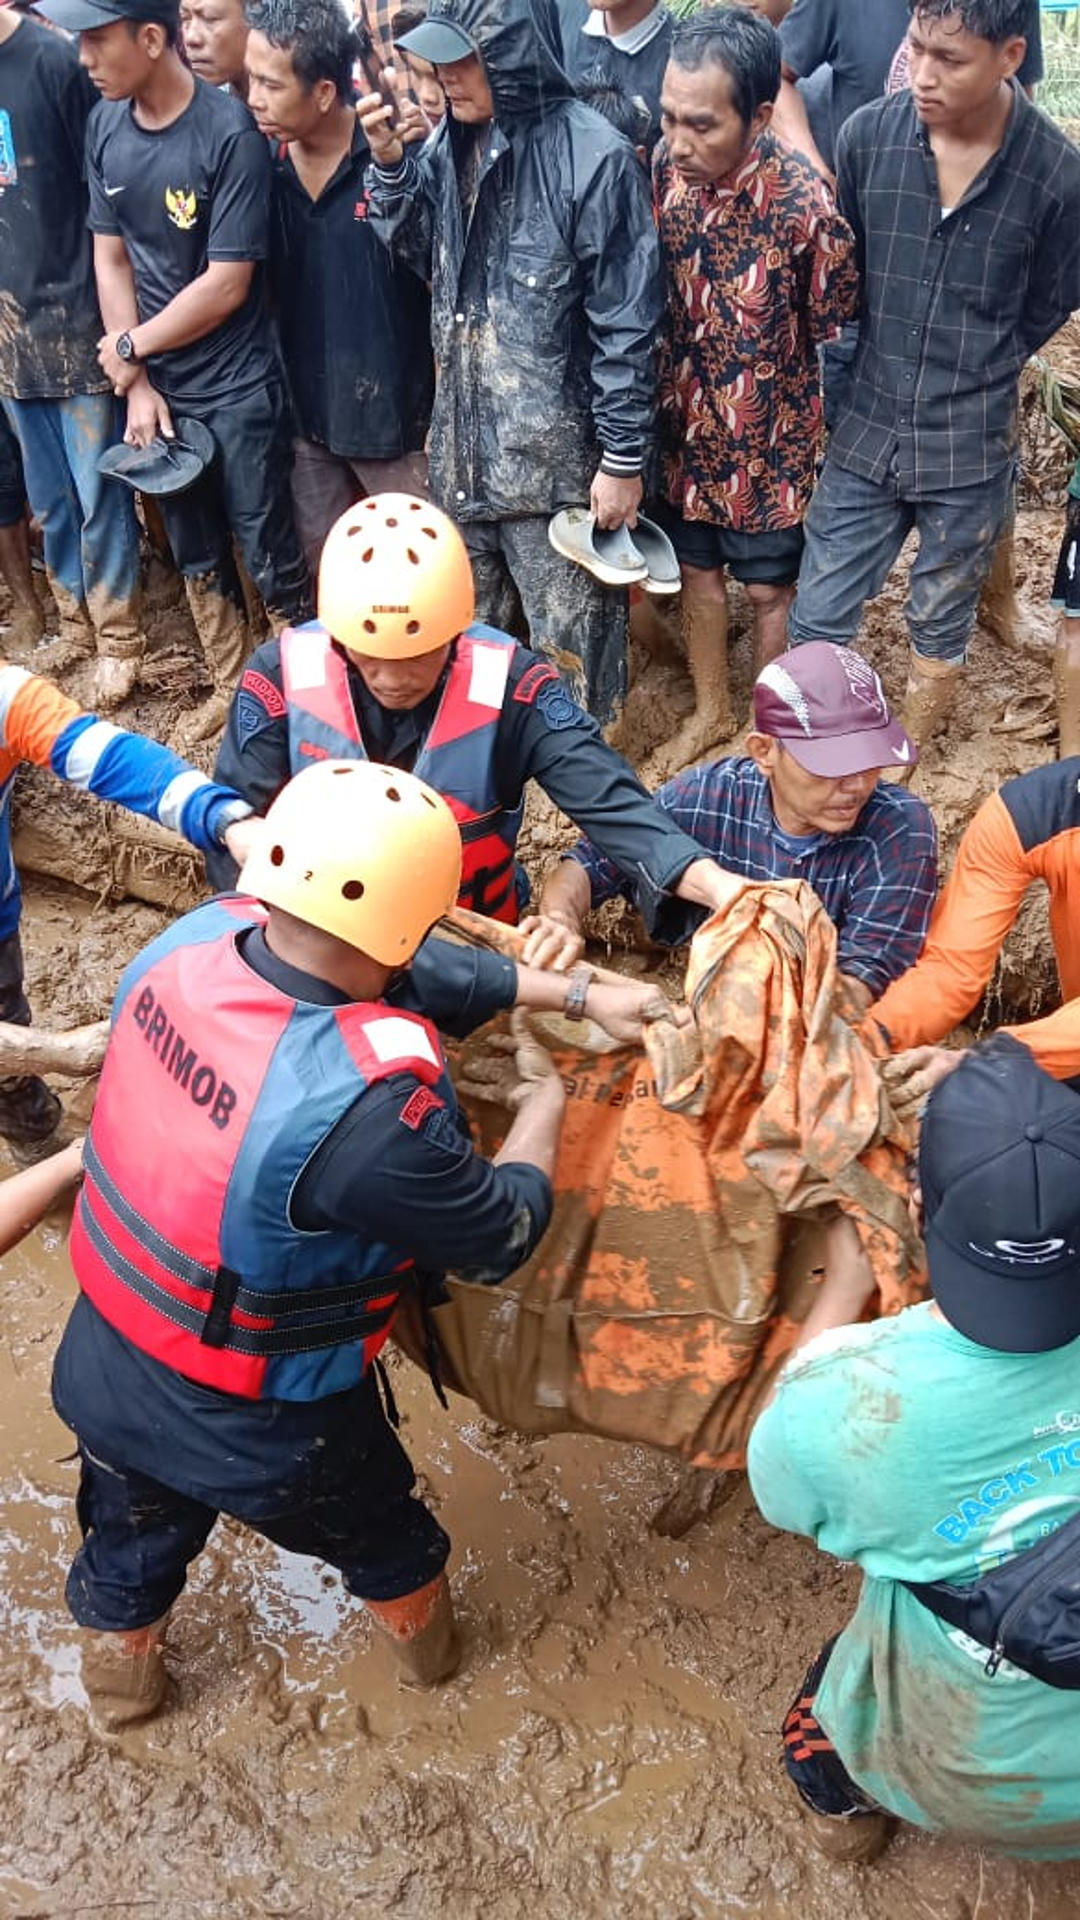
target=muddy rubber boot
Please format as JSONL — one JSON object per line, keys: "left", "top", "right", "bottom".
{"left": 365, "top": 1573, "right": 462, "bottom": 1687}
{"left": 899, "top": 648, "right": 964, "bottom": 756}
{"left": 80, "top": 1612, "right": 171, "bottom": 1729}
{"left": 800, "top": 1806, "right": 895, "bottom": 1864}
{"left": 1054, "top": 624, "right": 1080, "bottom": 760}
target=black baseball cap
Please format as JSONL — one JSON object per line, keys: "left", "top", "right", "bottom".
{"left": 34, "top": 0, "right": 177, "bottom": 32}
{"left": 919, "top": 1034, "right": 1080, "bottom": 1353}
{"left": 393, "top": 15, "right": 475, "bottom": 65}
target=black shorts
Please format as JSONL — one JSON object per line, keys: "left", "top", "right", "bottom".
{"left": 651, "top": 500, "right": 804, "bottom": 585}
{"left": 1050, "top": 493, "right": 1080, "bottom": 619}
{"left": 782, "top": 1638, "right": 884, "bottom": 1817}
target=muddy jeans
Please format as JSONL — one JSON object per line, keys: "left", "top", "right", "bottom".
{"left": 2, "top": 393, "right": 141, "bottom": 655}
{"left": 62, "top": 1374, "right": 451, "bottom": 1632}
{"left": 157, "top": 382, "right": 312, "bottom": 635}
{"left": 466, "top": 516, "right": 627, "bottom": 726}
{"left": 0, "top": 930, "right": 61, "bottom": 1145}
{"left": 789, "top": 455, "right": 1015, "bottom": 663}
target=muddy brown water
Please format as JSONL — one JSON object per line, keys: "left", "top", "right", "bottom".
{"left": 3, "top": 500, "right": 1080, "bottom": 1914}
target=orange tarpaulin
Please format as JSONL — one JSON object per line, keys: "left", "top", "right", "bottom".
{"left": 399, "top": 880, "right": 926, "bottom": 1470}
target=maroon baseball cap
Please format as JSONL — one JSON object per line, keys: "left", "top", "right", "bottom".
{"left": 752, "top": 642, "right": 916, "bottom": 777}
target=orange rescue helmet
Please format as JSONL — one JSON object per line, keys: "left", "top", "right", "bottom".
{"left": 317, "top": 493, "right": 476, "bottom": 659}
{"left": 240, "top": 759, "right": 463, "bottom": 964}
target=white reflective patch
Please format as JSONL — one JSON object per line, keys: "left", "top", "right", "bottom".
{"left": 157, "top": 768, "right": 210, "bottom": 835}
{"left": 0, "top": 664, "right": 32, "bottom": 740}
{"left": 284, "top": 629, "right": 330, "bottom": 692}
{"left": 362, "top": 1016, "right": 439, "bottom": 1069}
{"left": 468, "top": 641, "right": 511, "bottom": 711}
{"left": 63, "top": 720, "right": 123, "bottom": 790}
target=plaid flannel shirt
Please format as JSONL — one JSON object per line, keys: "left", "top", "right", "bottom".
{"left": 831, "top": 84, "right": 1080, "bottom": 494}
{"left": 569, "top": 755, "right": 938, "bottom": 997}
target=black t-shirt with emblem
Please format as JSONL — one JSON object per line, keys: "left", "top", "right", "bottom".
{"left": 86, "top": 78, "right": 278, "bottom": 407}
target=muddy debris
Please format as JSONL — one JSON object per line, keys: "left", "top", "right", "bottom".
{"left": 2, "top": 497, "right": 1079, "bottom": 1916}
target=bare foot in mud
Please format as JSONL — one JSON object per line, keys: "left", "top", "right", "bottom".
{"left": 640, "top": 708, "right": 736, "bottom": 788}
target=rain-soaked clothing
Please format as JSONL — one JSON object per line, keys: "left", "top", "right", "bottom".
{"left": 868, "top": 759, "right": 1080, "bottom": 1078}
{"left": 397, "top": 880, "right": 924, "bottom": 1470}
{"left": 365, "top": 0, "right": 662, "bottom": 719}
{"left": 749, "top": 1304, "right": 1080, "bottom": 1857}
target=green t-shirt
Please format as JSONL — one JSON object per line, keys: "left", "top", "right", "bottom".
{"left": 748, "top": 1302, "right": 1080, "bottom": 1857}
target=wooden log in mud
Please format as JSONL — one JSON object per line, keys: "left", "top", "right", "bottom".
{"left": 0, "top": 1016, "right": 108, "bottom": 1077}
{"left": 12, "top": 765, "right": 208, "bottom": 916}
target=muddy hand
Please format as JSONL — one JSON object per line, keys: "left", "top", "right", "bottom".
{"left": 590, "top": 468, "right": 642, "bottom": 531}
{"left": 456, "top": 1016, "right": 561, "bottom": 1110}
{"left": 519, "top": 912, "right": 584, "bottom": 973}
{"left": 585, "top": 980, "right": 691, "bottom": 1045}
{"left": 124, "top": 379, "right": 174, "bottom": 450}
{"left": 880, "top": 1044, "right": 964, "bottom": 1121}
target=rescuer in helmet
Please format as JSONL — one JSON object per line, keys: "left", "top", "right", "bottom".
{"left": 52, "top": 759, "right": 674, "bottom": 1727}
{"left": 210, "top": 493, "right": 737, "bottom": 969}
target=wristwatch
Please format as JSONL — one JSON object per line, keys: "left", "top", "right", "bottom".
{"left": 562, "top": 964, "right": 596, "bottom": 1022}
{"left": 115, "top": 330, "right": 139, "bottom": 364}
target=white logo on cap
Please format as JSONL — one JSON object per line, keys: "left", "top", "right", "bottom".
{"left": 837, "top": 649, "right": 887, "bottom": 722}
{"left": 891, "top": 743, "right": 911, "bottom": 762}
{"left": 969, "top": 1237, "right": 1068, "bottom": 1265}
{"left": 757, "top": 661, "right": 813, "bottom": 736}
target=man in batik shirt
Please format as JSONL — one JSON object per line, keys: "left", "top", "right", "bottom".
{"left": 650, "top": 8, "right": 856, "bottom": 776}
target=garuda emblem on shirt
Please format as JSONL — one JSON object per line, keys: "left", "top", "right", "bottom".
{"left": 165, "top": 185, "right": 198, "bottom": 231}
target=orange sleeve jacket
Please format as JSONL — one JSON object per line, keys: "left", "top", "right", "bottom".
{"left": 869, "top": 761, "right": 1080, "bottom": 1079}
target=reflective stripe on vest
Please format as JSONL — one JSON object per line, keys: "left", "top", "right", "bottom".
{"left": 68, "top": 898, "right": 451, "bottom": 1401}
{"left": 280, "top": 623, "right": 523, "bottom": 922}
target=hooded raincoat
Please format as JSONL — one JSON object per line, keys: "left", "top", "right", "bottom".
{"left": 366, "top": 0, "right": 662, "bottom": 521}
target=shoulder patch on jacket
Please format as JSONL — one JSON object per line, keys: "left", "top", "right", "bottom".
{"left": 241, "top": 668, "right": 286, "bottom": 719}
{"left": 513, "top": 661, "right": 559, "bottom": 706}
{"left": 399, "top": 1085, "right": 444, "bottom": 1131}
{"left": 534, "top": 675, "right": 583, "bottom": 732}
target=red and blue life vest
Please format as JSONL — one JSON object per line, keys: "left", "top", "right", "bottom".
{"left": 68, "top": 896, "right": 455, "bottom": 1403}
{"left": 280, "top": 622, "right": 524, "bottom": 923}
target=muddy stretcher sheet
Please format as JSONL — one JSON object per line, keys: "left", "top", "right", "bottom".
{"left": 396, "top": 880, "right": 927, "bottom": 1471}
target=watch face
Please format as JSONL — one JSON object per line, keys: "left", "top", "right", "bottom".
{"left": 117, "top": 333, "right": 133, "bottom": 361}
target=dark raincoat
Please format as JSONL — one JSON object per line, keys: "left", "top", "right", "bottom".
{"left": 366, "top": 0, "right": 662, "bottom": 521}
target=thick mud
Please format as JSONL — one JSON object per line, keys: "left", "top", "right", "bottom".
{"left": 2, "top": 470, "right": 1080, "bottom": 1911}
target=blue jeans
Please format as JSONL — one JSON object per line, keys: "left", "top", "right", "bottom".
{"left": 789, "top": 454, "right": 1015, "bottom": 663}
{"left": 2, "top": 392, "right": 140, "bottom": 653}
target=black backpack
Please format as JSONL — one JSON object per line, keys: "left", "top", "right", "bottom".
{"left": 905, "top": 1507, "right": 1080, "bottom": 1689}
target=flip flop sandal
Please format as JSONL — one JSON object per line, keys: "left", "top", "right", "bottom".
{"left": 627, "top": 515, "right": 682, "bottom": 596}
{"left": 989, "top": 692, "right": 1057, "bottom": 742}
{"left": 548, "top": 507, "right": 649, "bottom": 587}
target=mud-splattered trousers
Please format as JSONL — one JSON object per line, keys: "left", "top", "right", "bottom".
{"left": 466, "top": 518, "right": 627, "bottom": 727}
{"left": 155, "top": 381, "right": 312, "bottom": 669}
{"left": 1, "top": 392, "right": 141, "bottom": 657}
{"left": 788, "top": 453, "right": 1015, "bottom": 664}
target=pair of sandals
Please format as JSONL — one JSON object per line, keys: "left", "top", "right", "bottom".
{"left": 98, "top": 417, "right": 217, "bottom": 498}
{"left": 549, "top": 506, "right": 681, "bottom": 594}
